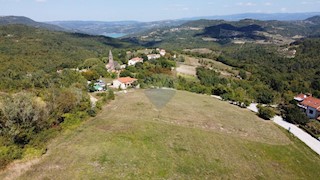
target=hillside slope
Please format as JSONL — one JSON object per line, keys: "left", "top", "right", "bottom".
{"left": 125, "top": 16, "right": 320, "bottom": 49}
{"left": 0, "top": 24, "right": 134, "bottom": 73}
{"left": 3, "top": 89, "right": 319, "bottom": 179}
{"left": 0, "top": 16, "right": 65, "bottom": 31}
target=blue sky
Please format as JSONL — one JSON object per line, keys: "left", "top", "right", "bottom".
{"left": 1, "top": 0, "right": 320, "bottom": 21}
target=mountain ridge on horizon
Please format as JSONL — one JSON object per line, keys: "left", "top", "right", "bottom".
{"left": 43, "top": 12, "right": 320, "bottom": 24}
{"left": 1, "top": 12, "right": 320, "bottom": 38}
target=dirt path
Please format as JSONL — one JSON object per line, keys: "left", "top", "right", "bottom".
{"left": 0, "top": 158, "right": 41, "bottom": 180}
{"left": 89, "top": 93, "right": 98, "bottom": 108}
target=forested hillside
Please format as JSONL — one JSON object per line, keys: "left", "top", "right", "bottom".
{"left": 0, "top": 16, "right": 65, "bottom": 31}
{"left": 0, "top": 24, "right": 135, "bottom": 91}
{"left": 126, "top": 16, "right": 320, "bottom": 49}
{"left": 0, "top": 24, "right": 136, "bottom": 168}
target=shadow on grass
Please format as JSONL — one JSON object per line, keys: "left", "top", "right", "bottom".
{"left": 145, "top": 88, "right": 176, "bottom": 110}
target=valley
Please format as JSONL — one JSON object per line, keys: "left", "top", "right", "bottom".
{"left": 1, "top": 9, "right": 320, "bottom": 179}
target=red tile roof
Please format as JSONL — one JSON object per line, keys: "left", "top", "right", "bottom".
{"left": 130, "top": 57, "right": 143, "bottom": 62}
{"left": 117, "top": 77, "right": 137, "bottom": 84}
{"left": 301, "top": 96, "right": 320, "bottom": 110}
{"left": 295, "top": 93, "right": 307, "bottom": 100}
{"left": 296, "top": 94, "right": 307, "bottom": 99}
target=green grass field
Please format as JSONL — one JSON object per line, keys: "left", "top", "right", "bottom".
{"left": 1, "top": 89, "right": 320, "bottom": 179}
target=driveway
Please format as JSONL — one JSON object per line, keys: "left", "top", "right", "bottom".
{"left": 247, "top": 103, "right": 320, "bottom": 155}
{"left": 272, "top": 115, "right": 320, "bottom": 155}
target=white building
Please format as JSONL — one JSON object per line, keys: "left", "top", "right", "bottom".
{"left": 160, "top": 49, "right": 166, "bottom": 56}
{"left": 120, "top": 64, "right": 127, "bottom": 69}
{"left": 112, "top": 77, "right": 138, "bottom": 89}
{"left": 128, "top": 57, "right": 143, "bottom": 66}
{"left": 147, "top": 54, "right": 161, "bottom": 60}
{"left": 294, "top": 94, "right": 320, "bottom": 120}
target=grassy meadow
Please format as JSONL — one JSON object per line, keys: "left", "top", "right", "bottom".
{"left": 1, "top": 89, "right": 320, "bottom": 179}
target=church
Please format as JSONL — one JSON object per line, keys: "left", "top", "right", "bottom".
{"left": 106, "top": 50, "right": 119, "bottom": 72}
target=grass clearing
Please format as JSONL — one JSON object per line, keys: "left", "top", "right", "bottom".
{"left": 2, "top": 89, "right": 320, "bottom": 179}
{"left": 176, "top": 64, "right": 197, "bottom": 76}
{"left": 181, "top": 55, "right": 240, "bottom": 78}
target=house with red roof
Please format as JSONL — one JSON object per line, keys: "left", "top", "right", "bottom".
{"left": 112, "top": 77, "right": 138, "bottom": 89}
{"left": 294, "top": 94, "right": 320, "bottom": 120}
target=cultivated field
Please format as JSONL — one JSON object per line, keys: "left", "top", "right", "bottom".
{"left": 2, "top": 89, "right": 320, "bottom": 179}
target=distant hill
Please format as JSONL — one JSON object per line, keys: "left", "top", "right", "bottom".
{"left": 196, "top": 24, "right": 265, "bottom": 39}
{"left": 183, "top": 12, "right": 320, "bottom": 21}
{"left": 0, "top": 16, "right": 65, "bottom": 31}
{"left": 47, "top": 20, "right": 186, "bottom": 37}
{"left": 306, "top": 15, "right": 320, "bottom": 24}
{"left": 0, "top": 24, "right": 136, "bottom": 74}
{"left": 125, "top": 15, "right": 320, "bottom": 49}
{"left": 46, "top": 13, "right": 320, "bottom": 38}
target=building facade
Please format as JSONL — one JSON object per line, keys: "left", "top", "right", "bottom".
{"left": 294, "top": 94, "right": 320, "bottom": 120}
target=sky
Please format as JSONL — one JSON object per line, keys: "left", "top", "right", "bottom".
{"left": 1, "top": 0, "right": 320, "bottom": 22}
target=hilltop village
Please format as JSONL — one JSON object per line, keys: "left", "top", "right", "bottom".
{"left": 83, "top": 48, "right": 172, "bottom": 91}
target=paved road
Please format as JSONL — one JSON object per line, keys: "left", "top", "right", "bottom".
{"left": 247, "top": 103, "right": 259, "bottom": 113}
{"left": 272, "top": 116, "right": 320, "bottom": 155}
{"left": 247, "top": 103, "right": 320, "bottom": 155}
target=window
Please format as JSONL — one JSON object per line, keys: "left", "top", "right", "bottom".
{"left": 309, "top": 109, "right": 314, "bottom": 114}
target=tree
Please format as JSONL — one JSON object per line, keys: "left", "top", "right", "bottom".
{"left": 81, "top": 70, "right": 99, "bottom": 81}
{"left": 81, "top": 58, "right": 103, "bottom": 69}
{"left": 0, "top": 92, "right": 49, "bottom": 144}
{"left": 257, "top": 105, "right": 275, "bottom": 120}
{"left": 256, "top": 88, "right": 274, "bottom": 104}
{"left": 282, "top": 104, "right": 309, "bottom": 125}
{"left": 311, "top": 78, "right": 320, "bottom": 90}
{"left": 120, "top": 70, "right": 133, "bottom": 78}
{"left": 239, "top": 70, "right": 247, "bottom": 80}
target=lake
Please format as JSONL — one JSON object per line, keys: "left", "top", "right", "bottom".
{"left": 101, "top": 33, "right": 127, "bottom": 38}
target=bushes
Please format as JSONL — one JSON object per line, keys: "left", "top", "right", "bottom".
{"left": 256, "top": 88, "right": 275, "bottom": 104}
{"left": 0, "top": 92, "right": 50, "bottom": 145}
{"left": 0, "top": 144, "right": 23, "bottom": 169}
{"left": 60, "top": 112, "right": 87, "bottom": 130}
{"left": 257, "top": 105, "right": 275, "bottom": 120}
{"left": 108, "top": 89, "right": 115, "bottom": 100}
{"left": 0, "top": 86, "right": 92, "bottom": 169}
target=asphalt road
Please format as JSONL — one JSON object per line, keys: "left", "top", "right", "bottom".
{"left": 247, "top": 103, "right": 320, "bottom": 156}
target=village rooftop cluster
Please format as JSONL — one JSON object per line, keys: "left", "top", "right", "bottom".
{"left": 90, "top": 48, "right": 168, "bottom": 91}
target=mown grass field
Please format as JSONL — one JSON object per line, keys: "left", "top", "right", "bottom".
{"left": 2, "top": 89, "right": 320, "bottom": 179}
